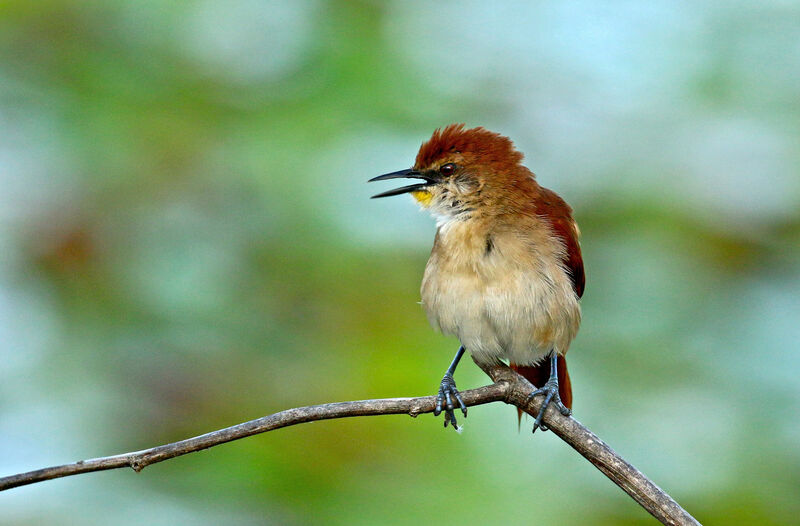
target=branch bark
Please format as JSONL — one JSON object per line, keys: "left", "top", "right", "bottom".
{"left": 0, "top": 362, "right": 700, "bottom": 526}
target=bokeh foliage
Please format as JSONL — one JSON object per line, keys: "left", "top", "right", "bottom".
{"left": 1, "top": 1, "right": 799, "bottom": 524}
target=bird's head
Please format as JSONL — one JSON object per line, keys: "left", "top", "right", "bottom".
{"left": 370, "top": 124, "right": 533, "bottom": 222}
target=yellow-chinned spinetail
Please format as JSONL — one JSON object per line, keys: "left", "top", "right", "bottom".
{"left": 370, "top": 124, "right": 584, "bottom": 433}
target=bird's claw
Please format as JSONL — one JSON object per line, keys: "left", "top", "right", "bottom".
{"left": 527, "top": 379, "right": 571, "bottom": 434}
{"left": 434, "top": 373, "right": 467, "bottom": 429}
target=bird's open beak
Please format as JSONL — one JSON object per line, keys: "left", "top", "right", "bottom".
{"left": 368, "top": 169, "right": 436, "bottom": 199}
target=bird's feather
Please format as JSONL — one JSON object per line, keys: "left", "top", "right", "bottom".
{"left": 534, "top": 187, "right": 585, "bottom": 298}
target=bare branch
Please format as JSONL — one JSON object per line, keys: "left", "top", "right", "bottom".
{"left": 476, "top": 362, "right": 700, "bottom": 526}
{"left": 0, "top": 383, "right": 507, "bottom": 491}
{"left": 0, "top": 363, "right": 699, "bottom": 526}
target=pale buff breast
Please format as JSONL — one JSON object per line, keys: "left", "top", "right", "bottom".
{"left": 420, "top": 218, "right": 581, "bottom": 366}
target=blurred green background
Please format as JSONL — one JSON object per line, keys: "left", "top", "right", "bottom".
{"left": 1, "top": 1, "right": 799, "bottom": 524}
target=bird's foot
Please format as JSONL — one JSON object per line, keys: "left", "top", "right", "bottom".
{"left": 527, "top": 379, "right": 571, "bottom": 434}
{"left": 434, "top": 373, "right": 467, "bottom": 430}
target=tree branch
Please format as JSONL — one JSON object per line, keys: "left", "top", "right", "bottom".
{"left": 0, "top": 362, "right": 699, "bottom": 526}
{"left": 476, "top": 362, "right": 700, "bottom": 526}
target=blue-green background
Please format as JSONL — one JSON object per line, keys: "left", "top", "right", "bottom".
{"left": 1, "top": 1, "right": 798, "bottom": 524}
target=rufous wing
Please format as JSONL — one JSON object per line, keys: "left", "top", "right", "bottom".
{"left": 535, "top": 187, "right": 585, "bottom": 298}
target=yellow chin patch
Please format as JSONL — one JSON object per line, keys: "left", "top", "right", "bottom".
{"left": 411, "top": 190, "right": 432, "bottom": 207}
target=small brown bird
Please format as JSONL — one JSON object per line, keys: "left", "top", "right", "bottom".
{"left": 370, "top": 124, "right": 584, "bottom": 433}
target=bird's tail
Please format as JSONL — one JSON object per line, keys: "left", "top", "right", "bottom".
{"left": 510, "top": 356, "right": 572, "bottom": 423}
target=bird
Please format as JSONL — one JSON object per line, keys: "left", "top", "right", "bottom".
{"left": 369, "top": 124, "right": 584, "bottom": 433}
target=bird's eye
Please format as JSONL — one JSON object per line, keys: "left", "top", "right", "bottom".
{"left": 440, "top": 163, "right": 456, "bottom": 176}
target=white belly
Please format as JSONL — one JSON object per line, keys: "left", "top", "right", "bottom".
{"left": 420, "top": 223, "right": 581, "bottom": 366}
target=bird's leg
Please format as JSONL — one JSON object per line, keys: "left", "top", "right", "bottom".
{"left": 528, "top": 351, "right": 571, "bottom": 434}
{"left": 434, "top": 345, "right": 467, "bottom": 429}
